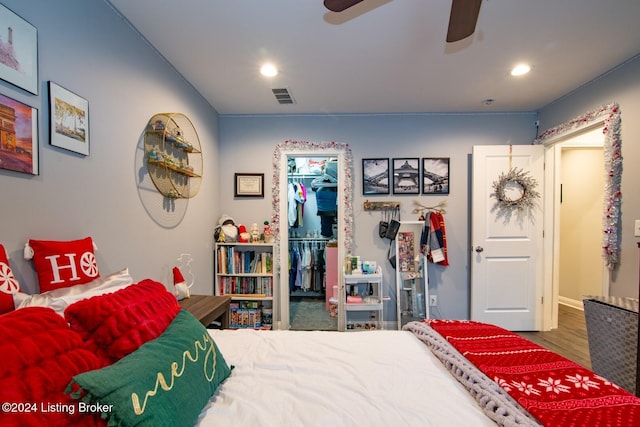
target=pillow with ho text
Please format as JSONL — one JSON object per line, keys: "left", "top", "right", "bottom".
{"left": 27, "top": 237, "right": 100, "bottom": 293}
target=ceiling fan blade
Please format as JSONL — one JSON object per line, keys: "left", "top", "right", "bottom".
{"left": 324, "top": 0, "right": 365, "bottom": 13}
{"left": 446, "top": 0, "right": 482, "bottom": 43}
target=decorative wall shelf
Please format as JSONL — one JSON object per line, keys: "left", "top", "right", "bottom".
{"left": 144, "top": 113, "right": 203, "bottom": 198}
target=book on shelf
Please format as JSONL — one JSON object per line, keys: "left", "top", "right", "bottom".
{"left": 216, "top": 246, "right": 272, "bottom": 275}
{"left": 218, "top": 276, "right": 273, "bottom": 296}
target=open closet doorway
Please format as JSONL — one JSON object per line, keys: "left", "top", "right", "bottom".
{"left": 287, "top": 155, "right": 339, "bottom": 330}
{"left": 558, "top": 128, "right": 605, "bottom": 310}
{"left": 273, "top": 141, "right": 354, "bottom": 331}
{"left": 540, "top": 104, "right": 622, "bottom": 331}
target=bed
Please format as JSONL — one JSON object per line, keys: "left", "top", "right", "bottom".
{"left": 197, "top": 328, "right": 500, "bottom": 427}
{"left": 2, "top": 239, "right": 640, "bottom": 426}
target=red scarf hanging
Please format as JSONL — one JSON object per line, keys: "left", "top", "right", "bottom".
{"left": 428, "top": 211, "right": 449, "bottom": 266}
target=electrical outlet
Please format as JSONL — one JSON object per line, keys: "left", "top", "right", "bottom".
{"left": 429, "top": 295, "right": 437, "bottom": 306}
{"left": 635, "top": 219, "right": 640, "bottom": 237}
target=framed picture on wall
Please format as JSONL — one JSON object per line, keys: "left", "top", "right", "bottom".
{"left": 422, "top": 157, "right": 450, "bottom": 194}
{"left": 234, "top": 173, "right": 264, "bottom": 197}
{"left": 0, "top": 92, "right": 38, "bottom": 175}
{"left": 49, "top": 81, "right": 90, "bottom": 156}
{"left": 0, "top": 4, "right": 38, "bottom": 95}
{"left": 392, "top": 158, "right": 420, "bottom": 194}
{"left": 362, "top": 158, "right": 389, "bottom": 195}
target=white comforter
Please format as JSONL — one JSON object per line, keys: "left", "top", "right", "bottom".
{"left": 197, "top": 329, "right": 496, "bottom": 427}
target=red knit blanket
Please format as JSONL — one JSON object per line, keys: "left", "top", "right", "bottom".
{"left": 427, "top": 320, "right": 640, "bottom": 427}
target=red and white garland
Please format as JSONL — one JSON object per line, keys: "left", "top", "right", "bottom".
{"left": 535, "top": 103, "right": 622, "bottom": 269}
{"left": 271, "top": 140, "right": 354, "bottom": 253}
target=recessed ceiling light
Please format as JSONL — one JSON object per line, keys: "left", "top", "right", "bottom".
{"left": 511, "top": 63, "right": 531, "bottom": 76}
{"left": 260, "top": 63, "right": 278, "bottom": 77}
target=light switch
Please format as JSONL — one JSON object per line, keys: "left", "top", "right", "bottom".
{"left": 635, "top": 219, "right": 640, "bottom": 237}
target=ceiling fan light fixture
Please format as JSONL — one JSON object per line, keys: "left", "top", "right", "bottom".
{"left": 260, "top": 63, "right": 278, "bottom": 77}
{"left": 511, "top": 63, "right": 531, "bottom": 76}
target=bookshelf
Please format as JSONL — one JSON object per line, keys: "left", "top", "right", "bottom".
{"left": 214, "top": 242, "right": 275, "bottom": 329}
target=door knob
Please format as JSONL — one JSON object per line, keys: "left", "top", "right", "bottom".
{"left": 474, "top": 246, "right": 484, "bottom": 253}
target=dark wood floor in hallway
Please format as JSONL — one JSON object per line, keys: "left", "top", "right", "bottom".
{"left": 517, "top": 304, "right": 591, "bottom": 369}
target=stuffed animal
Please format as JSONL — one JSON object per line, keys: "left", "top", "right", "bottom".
{"left": 214, "top": 214, "right": 239, "bottom": 242}
{"left": 238, "top": 224, "right": 250, "bottom": 243}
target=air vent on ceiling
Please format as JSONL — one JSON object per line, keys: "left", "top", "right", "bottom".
{"left": 272, "top": 88, "right": 295, "bottom": 105}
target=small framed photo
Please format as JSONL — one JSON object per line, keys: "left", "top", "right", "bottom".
{"left": 234, "top": 173, "right": 264, "bottom": 197}
{"left": 0, "top": 4, "right": 38, "bottom": 95}
{"left": 392, "top": 158, "right": 420, "bottom": 194}
{"left": 362, "top": 158, "right": 389, "bottom": 195}
{"left": 0, "top": 93, "right": 38, "bottom": 175}
{"left": 49, "top": 81, "right": 89, "bottom": 156}
{"left": 422, "top": 157, "right": 450, "bottom": 194}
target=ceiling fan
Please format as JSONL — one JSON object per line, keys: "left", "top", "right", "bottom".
{"left": 323, "top": 0, "right": 482, "bottom": 43}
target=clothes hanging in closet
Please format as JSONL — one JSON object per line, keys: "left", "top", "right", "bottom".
{"left": 301, "top": 242, "right": 312, "bottom": 291}
{"left": 311, "top": 163, "right": 338, "bottom": 238}
{"left": 289, "top": 240, "right": 327, "bottom": 293}
{"left": 315, "top": 188, "right": 337, "bottom": 237}
{"left": 288, "top": 181, "right": 307, "bottom": 228}
{"left": 289, "top": 246, "right": 302, "bottom": 292}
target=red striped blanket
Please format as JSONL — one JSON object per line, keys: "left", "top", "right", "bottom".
{"left": 427, "top": 320, "right": 640, "bottom": 427}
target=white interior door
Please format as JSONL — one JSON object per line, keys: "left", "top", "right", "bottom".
{"left": 471, "top": 145, "right": 544, "bottom": 331}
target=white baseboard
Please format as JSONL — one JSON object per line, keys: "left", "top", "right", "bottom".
{"left": 558, "top": 296, "right": 584, "bottom": 311}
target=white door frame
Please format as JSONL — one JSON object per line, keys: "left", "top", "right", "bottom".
{"left": 541, "top": 121, "right": 610, "bottom": 330}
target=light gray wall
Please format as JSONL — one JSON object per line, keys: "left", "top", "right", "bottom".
{"left": 538, "top": 55, "right": 640, "bottom": 298}
{"left": 0, "top": 0, "right": 220, "bottom": 294}
{"left": 219, "top": 113, "right": 537, "bottom": 320}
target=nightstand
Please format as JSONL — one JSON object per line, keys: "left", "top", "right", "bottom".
{"left": 179, "top": 295, "right": 231, "bottom": 328}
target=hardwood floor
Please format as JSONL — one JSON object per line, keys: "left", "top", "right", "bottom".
{"left": 517, "top": 304, "right": 591, "bottom": 369}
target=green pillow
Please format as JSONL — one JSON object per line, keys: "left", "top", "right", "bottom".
{"left": 67, "top": 309, "right": 232, "bottom": 427}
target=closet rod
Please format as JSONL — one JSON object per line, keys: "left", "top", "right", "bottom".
{"left": 288, "top": 173, "right": 324, "bottom": 178}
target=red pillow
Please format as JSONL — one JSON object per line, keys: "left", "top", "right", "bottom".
{"left": 0, "top": 244, "right": 20, "bottom": 315}
{"left": 0, "top": 307, "right": 104, "bottom": 426}
{"left": 28, "top": 237, "right": 100, "bottom": 292}
{"left": 64, "top": 279, "right": 181, "bottom": 364}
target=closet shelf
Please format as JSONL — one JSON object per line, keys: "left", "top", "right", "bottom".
{"left": 312, "top": 182, "right": 337, "bottom": 188}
